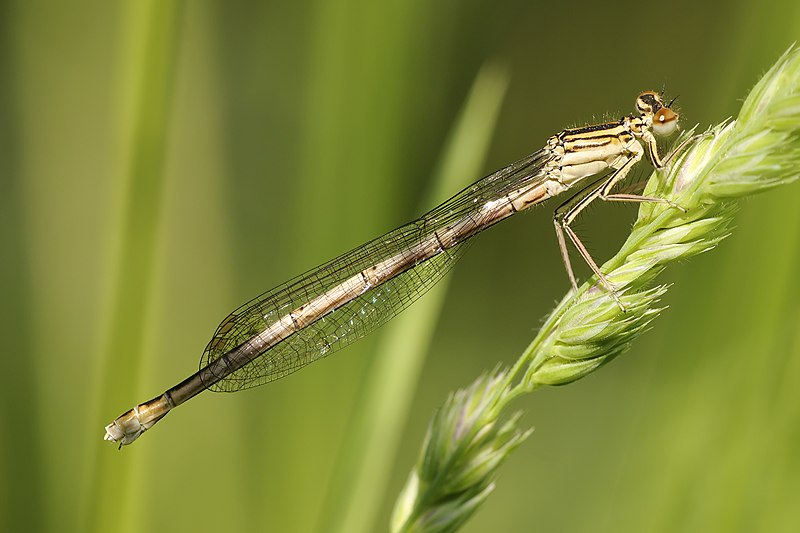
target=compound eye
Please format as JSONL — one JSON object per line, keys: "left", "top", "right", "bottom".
{"left": 653, "top": 108, "right": 679, "bottom": 136}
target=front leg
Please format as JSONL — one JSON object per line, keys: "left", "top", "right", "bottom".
{"left": 640, "top": 130, "right": 665, "bottom": 169}
{"left": 642, "top": 128, "right": 703, "bottom": 169}
{"left": 599, "top": 140, "right": 685, "bottom": 211}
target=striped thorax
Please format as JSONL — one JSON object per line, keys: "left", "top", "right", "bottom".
{"left": 543, "top": 91, "right": 680, "bottom": 191}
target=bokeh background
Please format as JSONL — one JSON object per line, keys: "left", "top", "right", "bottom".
{"left": 2, "top": 1, "right": 800, "bottom": 532}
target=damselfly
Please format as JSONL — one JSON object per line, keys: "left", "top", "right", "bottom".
{"left": 104, "top": 91, "right": 680, "bottom": 447}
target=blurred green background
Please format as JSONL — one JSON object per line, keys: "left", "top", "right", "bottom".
{"left": 2, "top": 1, "right": 800, "bottom": 532}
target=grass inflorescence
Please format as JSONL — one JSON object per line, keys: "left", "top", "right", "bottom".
{"left": 391, "top": 46, "right": 800, "bottom": 533}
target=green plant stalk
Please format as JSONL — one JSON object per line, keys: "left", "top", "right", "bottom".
{"left": 391, "top": 45, "right": 800, "bottom": 533}
{"left": 317, "top": 63, "right": 510, "bottom": 533}
{"left": 83, "top": 2, "right": 182, "bottom": 532}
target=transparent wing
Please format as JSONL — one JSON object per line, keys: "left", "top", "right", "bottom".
{"left": 209, "top": 244, "right": 466, "bottom": 391}
{"left": 200, "top": 148, "right": 552, "bottom": 391}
